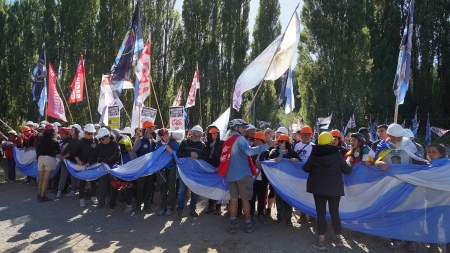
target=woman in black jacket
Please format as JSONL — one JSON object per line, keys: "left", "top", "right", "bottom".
{"left": 202, "top": 125, "right": 224, "bottom": 214}
{"left": 303, "top": 132, "right": 352, "bottom": 251}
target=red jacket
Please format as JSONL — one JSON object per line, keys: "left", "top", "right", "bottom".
{"left": 3, "top": 137, "right": 22, "bottom": 159}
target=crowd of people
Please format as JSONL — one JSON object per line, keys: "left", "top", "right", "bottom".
{"left": 0, "top": 119, "right": 449, "bottom": 252}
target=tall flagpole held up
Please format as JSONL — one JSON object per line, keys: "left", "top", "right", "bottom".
{"left": 56, "top": 75, "right": 74, "bottom": 123}
{"left": 83, "top": 60, "right": 93, "bottom": 123}
{"left": 150, "top": 78, "right": 165, "bottom": 128}
{"left": 197, "top": 64, "right": 203, "bottom": 126}
{"left": 243, "top": 2, "right": 300, "bottom": 119}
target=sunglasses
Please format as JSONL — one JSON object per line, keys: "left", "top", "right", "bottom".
{"left": 278, "top": 140, "right": 287, "bottom": 144}
{"left": 85, "top": 132, "right": 94, "bottom": 135}
{"left": 99, "top": 136, "right": 108, "bottom": 141}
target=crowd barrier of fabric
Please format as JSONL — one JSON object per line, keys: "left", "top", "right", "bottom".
{"left": 12, "top": 145, "right": 450, "bottom": 243}
{"left": 261, "top": 158, "right": 450, "bottom": 243}
{"left": 13, "top": 147, "right": 60, "bottom": 179}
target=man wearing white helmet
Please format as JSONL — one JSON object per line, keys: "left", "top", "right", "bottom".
{"left": 218, "top": 119, "right": 268, "bottom": 234}
{"left": 245, "top": 124, "right": 256, "bottom": 146}
{"left": 73, "top": 123, "right": 99, "bottom": 207}
{"left": 373, "top": 123, "right": 428, "bottom": 251}
{"left": 93, "top": 124, "right": 101, "bottom": 135}
{"left": 403, "top": 128, "right": 425, "bottom": 158}
{"left": 175, "top": 125, "right": 206, "bottom": 220}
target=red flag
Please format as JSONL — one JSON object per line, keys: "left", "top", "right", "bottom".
{"left": 68, "top": 53, "right": 85, "bottom": 103}
{"left": 47, "top": 62, "right": 67, "bottom": 122}
{"left": 185, "top": 67, "right": 200, "bottom": 108}
{"left": 173, "top": 85, "right": 183, "bottom": 106}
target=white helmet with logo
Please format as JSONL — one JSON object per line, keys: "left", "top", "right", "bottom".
{"left": 96, "top": 127, "right": 110, "bottom": 138}
{"left": 84, "top": 123, "right": 96, "bottom": 133}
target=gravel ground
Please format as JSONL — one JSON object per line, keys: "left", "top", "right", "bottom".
{"left": 0, "top": 169, "right": 443, "bottom": 253}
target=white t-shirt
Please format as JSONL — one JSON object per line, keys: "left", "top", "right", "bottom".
{"left": 294, "top": 142, "right": 314, "bottom": 162}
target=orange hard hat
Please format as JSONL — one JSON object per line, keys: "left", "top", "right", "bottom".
{"left": 22, "top": 126, "right": 31, "bottom": 133}
{"left": 300, "top": 126, "right": 313, "bottom": 134}
{"left": 143, "top": 121, "right": 156, "bottom": 128}
{"left": 254, "top": 132, "right": 266, "bottom": 142}
{"left": 330, "top": 129, "right": 342, "bottom": 140}
{"left": 276, "top": 134, "right": 290, "bottom": 144}
{"left": 208, "top": 127, "right": 219, "bottom": 134}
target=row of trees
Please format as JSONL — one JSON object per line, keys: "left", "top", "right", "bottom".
{"left": 0, "top": 0, "right": 448, "bottom": 141}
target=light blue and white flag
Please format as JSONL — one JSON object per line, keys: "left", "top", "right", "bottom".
{"left": 284, "top": 68, "right": 295, "bottom": 114}
{"left": 38, "top": 81, "right": 47, "bottom": 116}
{"left": 13, "top": 147, "right": 60, "bottom": 179}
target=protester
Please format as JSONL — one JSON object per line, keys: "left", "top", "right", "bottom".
{"left": 201, "top": 125, "right": 224, "bottom": 214}
{"left": 371, "top": 124, "right": 388, "bottom": 151}
{"left": 21, "top": 126, "right": 37, "bottom": 183}
{"left": 218, "top": 119, "right": 268, "bottom": 234}
{"left": 344, "top": 133, "right": 372, "bottom": 166}
{"left": 292, "top": 127, "right": 302, "bottom": 146}
{"left": 1, "top": 130, "right": 22, "bottom": 182}
{"left": 111, "top": 129, "right": 132, "bottom": 164}
{"left": 176, "top": 125, "right": 206, "bottom": 220}
{"left": 36, "top": 124, "right": 61, "bottom": 202}
{"left": 245, "top": 124, "right": 256, "bottom": 146}
{"left": 58, "top": 126, "right": 80, "bottom": 198}
{"left": 130, "top": 120, "right": 157, "bottom": 213}
{"left": 358, "top": 127, "right": 373, "bottom": 148}
{"left": 330, "top": 129, "right": 347, "bottom": 157}
{"left": 55, "top": 127, "right": 72, "bottom": 198}
{"left": 264, "top": 128, "right": 277, "bottom": 149}
{"left": 269, "top": 134, "right": 300, "bottom": 226}
{"left": 73, "top": 123, "right": 99, "bottom": 207}
{"left": 303, "top": 132, "right": 352, "bottom": 251}
{"left": 155, "top": 128, "right": 179, "bottom": 216}
{"left": 250, "top": 132, "right": 270, "bottom": 223}
{"left": 403, "top": 128, "right": 425, "bottom": 158}
{"left": 374, "top": 123, "right": 428, "bottom": 251}
{"left": 264, "top": 128, "right": 277, "bottom": 218}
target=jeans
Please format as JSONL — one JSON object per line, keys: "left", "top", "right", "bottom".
{"left": 159, "top": 168, "right": 177, "bottom": 209}
{"left": 177, "top": 177, "right": 197, "bottom": 211}
{"left": 314, "top": 194, "right": 342, "bottom": 235}
{"left": 79, "top": 179, "right": 98, "bottom": 199}
{"left": 250, "top": 179, "right": 269, "bottom": 217}
{"left": 57, "top": 163, "right": 79, "bottom": 192}
{"left": 97, "top": 174, "right": 110, "bottom": 205}
{"left": 7, "top": 158, "right": 16, "bottom": 181}
{"left": 276, "top": 190, "right": 293, "bottom": 220}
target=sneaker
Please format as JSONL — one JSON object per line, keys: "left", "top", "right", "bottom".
{"left": 90, "top": 197, "right": 99, "bottom": 205}
{"left": 313, "top": 240, "right": 327, "bottom": 251}
{"left": 80, "top": 199, "right": 86, "bottom": 207}
{"left": 176, "top": 210, "right": 183, "bottom": 220}
{"left": 334, "top": 237, "right": 344, "bottom": 248}
{"left": 405, "top": 241, "right": 416, "bottom": 252}
{"left": 123, "top": 205, "right": 133, "bottom": 214}
{"left": 39, "top": 196, "right": 52, "bottom": 202}
{"left": 165, "top": 209, "right": 173, "bottom": 216}
{"left": 275, "top": 218, "right": 284, "bottom": 224}
{"left": 65, "top": 191, "right": 76, "bottom": 197}
{"left": 189, "top": 209, "right": 199, "bottom": 217}
{"left": 245, "top": 221, "right": 255, "bottom": 233}
{"left": 258, "top": 215, "right": 265, "bottom": 224}
{"left": 56, "top": 191, "right": 62, "bottom": 198}
{"left": 228, "top": 220, "right": 237, "bottom": 234}
{"left": 388, "top": 241, "right": 403, "bottom": 249}
{"left": 157, "top": 209, "right": 166, "bottom": 216}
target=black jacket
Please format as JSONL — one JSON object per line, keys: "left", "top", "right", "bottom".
{"left": 73, "top": 138, "right": 99, "bottom": 163}
{"left": 303, "top": 145, "right": 352, "bottom": 196}
{"left": 89, "top": 139, "right": 121, "bottom": 167}
{"left": 177, "top": 139, "right": 206, "bottom": 160}
{"left": 203, "top": 140, "right": 224, "bottom": 167}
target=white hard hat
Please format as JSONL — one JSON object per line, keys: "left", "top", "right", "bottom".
{"left": 93, "top": 123, "right": 101, "bottom": 128}
{"left": 96, "top": 127, "right": 110, "bottom": 138}
{"left": 191, "top": 125, "right": 203, "bottom": 133}
{"left": 403, "top": 128, "right": 415, "bottom": 138}
{"left": 7, "top": 130, "right": 17, "bottom": 135}
{"left": 246, "top": 124, "right": 256, "bottom": 131}
{"left": 84, "top": 123, "right": 96, "bottom": 133}
{"left": 53, "top": 122, "right": 61, "bottom": 127}
{"left": 33, "top": 123, "right": 39, "bottom": 128}
{"left": 387, "top": 124, "right": 405, "bottom": 137}
{"left": 122, "top": 127, "right": 132, "bottom": 135}
{"left": 276, "top": 127, "right": 289, "bottom": 135}
{"left": 40, "top": 120, "right": 48, "bottom": 125}
{"left": 26, "top": 121, "right": 34, "bottom": 126}
{"left": 293, "top": 127, "right": 301, "bottom": 133}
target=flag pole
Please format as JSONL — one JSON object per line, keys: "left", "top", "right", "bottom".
{"left": 243, "top": 2, "right": 300, "bottom": 119}
{"left": 197, "top": 64, "right": 203, "bottom": 126}
{"left": 150, "top": 78, "right": 165, "bottom": 128}
{"left": 148, "top": 30, "right": 152, "bottom": 109}
{"left": 45, "top": 82, "right": 48, "bottom": 121}
{"left": 84, "top": 71, "right": 93, "bottom": 123}
{"left": 56, "top": 76, "right": 74, "bottom": 123}
{"left": 0, "top": 118, "right": 16, "bottom": 131}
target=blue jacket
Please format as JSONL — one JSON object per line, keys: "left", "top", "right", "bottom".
{"left": 226, "top": 132, "right": 268, "bottom": 182}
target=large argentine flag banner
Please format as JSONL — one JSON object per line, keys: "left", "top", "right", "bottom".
{"left": 13, "top": 147, "right": 60, "bottom": 179}
{"left": 261, "top": 158, "right": 450, "bottom": 243}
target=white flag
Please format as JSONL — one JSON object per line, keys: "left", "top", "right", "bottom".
{"left": 317, "top": 114, "right": 333, "bottom": 125}
{"left": 284, "top": 68, "right": 295, "bottom": 114}
{"left": 211, "top": 107, "right": 231, "bottom": 140}
{"left": 185, "top": 67, "right": 200, "bottom": 108}
{"left": 346, "top": 114, "right": 356, "bottom": 129}
{"left": 233, "top": 12, "right": 300, "bottom": 111}
{"left": 173, "top": 85, "right": 183, "bottom": 106}
{"left": 97, "top": 75, "right": 123, "bottom": 115}
{"left": 430, "top": 126, "right": 449, "bottom": 137}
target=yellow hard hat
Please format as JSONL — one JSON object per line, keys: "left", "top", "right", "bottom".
{"left": 318, "top": 132, "right": 333, "bottom": 145}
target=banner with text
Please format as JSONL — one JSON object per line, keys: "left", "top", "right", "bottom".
{"left": 108, "top": 106, "right": 120, "bottom": 129}
{"left": 169, "top": 106, "right": 185, "bottom": 131}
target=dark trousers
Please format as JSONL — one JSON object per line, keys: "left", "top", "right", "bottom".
{"left": 250, "top": 179, "right": 269, "bottom": 217}
{"left": 159, "top": 168, "right": 176, "bottom": 209}
{"left": 6, "top": 158, "right": 16, "bottom": 181}
{"left": 110, "top": 186, "right": 133, "bottom": 209}
{"left": 276, "top": 191, "right": 292, "bottom": 220}
{"left": 97, "top": 174, "right": 110, "bottom": 205}
{"left": 79, "top": 179, "right": 98, "bottom": 199}
{"left": 136, "top": 174, "right": 156, "bottom": 206}
{"left": 313, "top": 194, "right": 342, "bottom": 235}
